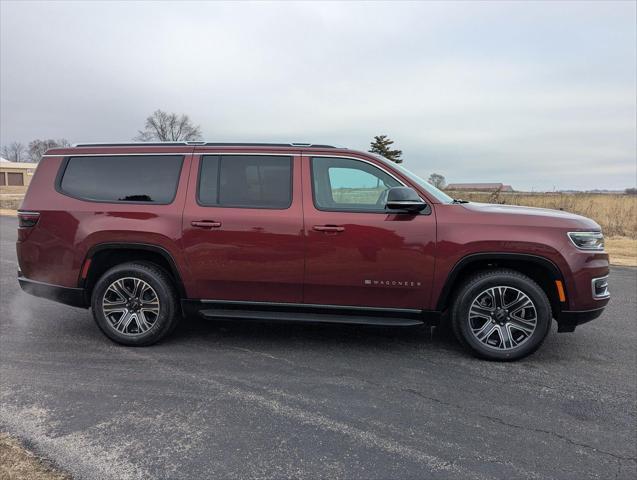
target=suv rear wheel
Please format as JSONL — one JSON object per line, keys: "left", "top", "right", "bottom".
{"left": 91, "top": 262, "right": 180, "bottom": 346}
{"left": 451, "top": 269, "right": 551, "bottom": 361}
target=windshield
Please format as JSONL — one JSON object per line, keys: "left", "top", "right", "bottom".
{"left": 370, "top": 154, "right": 455, "bottom": 204}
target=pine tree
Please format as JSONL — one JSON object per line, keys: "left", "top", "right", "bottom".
{"left": 368, "top": 135, "right": 403, "bottom": 163}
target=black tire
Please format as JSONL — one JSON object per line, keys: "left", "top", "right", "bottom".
{"left": 450, "top": 269, "right": 551, "bottom": 361}
{"left": 91, "top": 262, "right": 180, "bottom": 346}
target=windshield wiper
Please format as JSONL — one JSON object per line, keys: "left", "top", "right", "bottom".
{"left": 452, "top": 198, "right": 469, "bottom": 204}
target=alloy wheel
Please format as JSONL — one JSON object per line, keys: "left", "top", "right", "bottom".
{"left": 468, "top": 286, "right": 537, "bottom": 351}
{"left": 101, "top": 277, "right": 160, "bottom": 336}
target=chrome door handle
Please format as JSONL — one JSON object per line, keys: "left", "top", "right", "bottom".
{"left": 191, "top": 220, "right": 222, "bottom": 229}
{"left": 313, "top": 225, "right": 345, "bottom": 233}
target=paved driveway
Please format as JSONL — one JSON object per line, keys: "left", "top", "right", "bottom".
{"left": 1, "top": 215, "right": 635, "bottom": 479}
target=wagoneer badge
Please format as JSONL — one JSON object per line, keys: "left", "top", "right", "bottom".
{"left": 364, "top": 279, "right": 422, "bottom": 287}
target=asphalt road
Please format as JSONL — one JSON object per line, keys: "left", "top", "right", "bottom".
{"left": 0, "top": 215, "right": 635, "bottom": 480}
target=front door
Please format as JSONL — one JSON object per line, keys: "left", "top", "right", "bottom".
{"left": 302, "top": 155, "right": 436, "bottom": 310}
{"left": 181, "top": 153, "right": 304, "bottom": 303}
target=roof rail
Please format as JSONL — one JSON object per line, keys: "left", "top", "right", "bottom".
{"left": 73, "top": 142, "right": 189, "bottom": 147}
{"left": 72, "top": 141, "right": 337, "bottom": 148}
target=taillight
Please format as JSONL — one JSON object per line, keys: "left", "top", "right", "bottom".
{"left": 18, "top": 211, "right": 40, "bottom": 228}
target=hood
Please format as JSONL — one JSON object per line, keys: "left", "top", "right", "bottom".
{"left": 461, "top": 202, "right": 601, "bottom": 230}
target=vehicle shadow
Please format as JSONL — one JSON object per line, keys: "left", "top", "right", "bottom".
{"left": 169, "top": 314, "right": 465, "bottom": 356}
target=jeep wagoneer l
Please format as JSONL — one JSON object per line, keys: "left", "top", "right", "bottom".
{"left": 17, "top": 142, "right": 610, "bottom": 360}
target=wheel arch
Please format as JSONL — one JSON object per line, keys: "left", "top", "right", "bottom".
{"left": 437, "top": 253, "right": 566, "bottom": 315}
{"left": 80, "top": 243, "right": 187, "bottom": 299}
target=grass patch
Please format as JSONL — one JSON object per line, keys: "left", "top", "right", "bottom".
{"left": 0, "top": 432, "right": 69, "bottom": 480}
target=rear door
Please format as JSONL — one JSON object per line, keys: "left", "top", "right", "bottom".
{"left": 181, "top": 151, "right": 304, "bottom": 302}
{"left": 302, "top": 154, "right": 436, "bottom": 310}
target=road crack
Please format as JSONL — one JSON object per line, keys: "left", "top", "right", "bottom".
{"left": 402, "top": 387, "right": 637, "bottom": 464}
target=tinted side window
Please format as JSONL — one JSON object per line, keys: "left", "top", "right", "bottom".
{"left": 198, "top": 155, "right": 292, "bottom": 209}
{"left": 311, "top": 157, "right": 401, "bottom": 211}
{"left": 60, "top": 155, "right": 183, "bottom": 203}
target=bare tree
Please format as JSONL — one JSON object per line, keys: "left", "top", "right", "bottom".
{"left": 488, "top": 185, "right": 506, "bottom": 204}
{"left": 135, "top": 110, "right": 202, "bottom": 142}
{"left": 427, "top": 173, "right": 446, "bottom": 189}
{"left": 27, "top": 138, "right": 70, "bottom": 163}
{"left": 1, "top": 141, "right": 27, "bottom": 162}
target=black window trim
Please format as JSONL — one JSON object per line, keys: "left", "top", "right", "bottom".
{"left": 196, "top": 154, "right": 294, "bottom": 210}
{"left": 55, "top": 154, "right": 185, "bottom": 205}
{"left": 309, "top": 155, "right": 430, "bottom": 215}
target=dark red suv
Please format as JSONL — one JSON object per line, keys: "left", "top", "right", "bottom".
{"left": 16, "top": 142, "right": 610, "bottom": 360}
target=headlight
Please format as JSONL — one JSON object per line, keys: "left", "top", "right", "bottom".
{"left": 568, "top": 231, "right": 604, "bottom": 251}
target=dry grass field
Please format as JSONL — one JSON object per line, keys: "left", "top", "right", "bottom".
{"left": 447, "top": 191, "right": 637, "bottom": 238}
{"left": 446, "top": 191, "right": 637, "bottom": 266}
{"left": 604, "top": 236, "right": 637, "bottom": 266}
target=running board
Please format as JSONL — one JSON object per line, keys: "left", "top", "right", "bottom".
{"left": 197, "top": 308, "right": 424, "bottom": 326}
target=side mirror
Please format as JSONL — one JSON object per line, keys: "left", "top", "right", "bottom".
{"left": 386, "top": 187, "right": 428, "bottom": 213}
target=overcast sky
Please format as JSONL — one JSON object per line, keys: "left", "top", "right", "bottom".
{"left": 1, "top": 0, "right": 635, "bottom": 190}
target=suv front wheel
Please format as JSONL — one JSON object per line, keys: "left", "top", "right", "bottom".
{"left": 451, "top": 269, "right": 552, "bottom": 361}
{"left": 91, "top": 262, "right": 180, "bottom": 346}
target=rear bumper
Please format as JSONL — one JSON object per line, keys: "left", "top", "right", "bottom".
{"left": 555, "top": 307, "right": 605, "bottom": 332}
{"left": 18, "top": 274, "right": 88, "bottom": 308}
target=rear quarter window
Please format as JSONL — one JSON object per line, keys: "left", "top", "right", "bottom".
{"left": 58, "top": 155, "right": 184, "bottom": 204}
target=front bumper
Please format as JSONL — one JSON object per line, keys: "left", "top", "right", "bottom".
{"left": 18, "top": 273, "right": 88, "bottom": 308}
{"left": 555, "top": 307, "right": 605, "bottom": 332}
{"left": 556, "top": 247, "right": 609, "bottom": 332}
